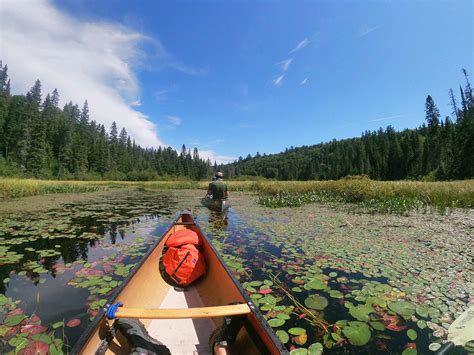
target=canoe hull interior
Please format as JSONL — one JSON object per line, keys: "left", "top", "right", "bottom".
{"left": 73, "top": 213, "right": 285, "bottom": 355}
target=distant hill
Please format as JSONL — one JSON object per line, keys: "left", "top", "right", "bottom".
{"left": 221, "top": 71, "right": 473, "bottom": 181}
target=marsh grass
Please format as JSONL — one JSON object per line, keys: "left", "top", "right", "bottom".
{"left": 254, "top": 178, "right": 474, "bottom": 213}
{"left": 0, "top": 179, "right": 108, "bottom": 200}
{"left": 1, "top": 178, "right": 472, "bottom": 214}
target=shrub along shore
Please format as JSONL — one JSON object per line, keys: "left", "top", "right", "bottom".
{"left": 0, "top": 177, "right": 473, "bottom": 213}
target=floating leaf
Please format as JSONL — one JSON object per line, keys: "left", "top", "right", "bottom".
{"left": 401, "top": 348, "right": 417, "bottom": 355}
{"left": 349, "top": 304, "right": 374, "bottom": 322}
{"left": 276, "top": 330, "right": 289, "bottom": 344}
{"left": 52, "top": 321, "right": 64, "bottom": 329}
{"left": 4, "top": 314, "right": 26, "bottom": 326}
{"left": 428, "top": 343, "right": 442, "bottom": 351}
{"left": 417, "top": 320, "right": 427, "bottom": 329}
{"left": 23, "top": 341, "right": 50, "bottom": 355}
{"left": 369, "top": 321, "right": 385, "bottom": 331}
{"left": 388, "top": 301, "right": 415, "bottom": 319}
{"left": 31, "top": 333, "right": 53, "bottom": 344}
{"left": 342, "top": 321, "right": 371, "bottom": 346}
{"left": 290, "top": 349, "right": 308, "bottom": 355}
{"left": 415, "top": 306, "right": 429, "bottom": 318}
{"left": 308, "top": 343, "right": 323, "bottom": 355}
{"left": 268, "top": 318, "right": 285, "bottom": 327}
{"left": 295, "top": 332, "right": 308, "bottom": 345}
{"left": 66, "top": 318, "right": 81, "bottom": 328}
{"left": 329, "top": 290, "right": 344, "bottom": 299}
{"left": 407, "top": 329, "right": 417, "bottom": 341}
{"left": 304, "top": 295, "right": 328, "bottom": 310}
{"left": 20, "top": 324, "right": 47, "bottom": 335}
{"left": 305, "top": 279, "right": 326, "bottom": 290}
{"left": 288, "top": 327, "right": 306, "bottom": 336}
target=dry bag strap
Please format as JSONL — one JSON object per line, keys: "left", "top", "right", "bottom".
{"left": 170, "top": 250, "right": 191, "bottom": 283}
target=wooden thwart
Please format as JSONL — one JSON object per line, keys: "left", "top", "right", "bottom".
{"left": 114, "top": 303, "right": 251, "bottom": 319}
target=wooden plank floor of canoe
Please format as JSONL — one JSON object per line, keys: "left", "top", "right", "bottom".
{"left": 147, "top": 286, "right": 216, "bottom": 355}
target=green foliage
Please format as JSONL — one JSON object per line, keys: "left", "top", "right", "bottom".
{"left": 0, "top": 62, "right": 212, "bottom": 181}
{"left": 221, "top": 71, "right": 473, "bottom": 182}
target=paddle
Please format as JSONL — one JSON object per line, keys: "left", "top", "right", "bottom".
{"left": 436, "top": 305, "right": 474, "bottom": 354}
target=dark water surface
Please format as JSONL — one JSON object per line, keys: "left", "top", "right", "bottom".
{"left": 0, "top": 190, "right": 465, "bottom": 354}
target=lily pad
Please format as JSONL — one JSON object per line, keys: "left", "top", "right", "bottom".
{"left": 407, "top": 329, "right": 417, "bottom": 341}
{"left": 304, "top": 295, "right": 328, "bottom": 310}
{"left": 342, "top": 321, "right": 371, "bottom": 346}
{"left": 428, "top": 343, "right": 442, "bottom": 351}
{"left": 308, "top": 342, "right": 323, "bottom": 355}
{"left": 276, "top": 330, "right": 289, "bottom": 343}
{"left": 5, "top": 314, "right": 26, "bottom": 326}
{"left": 288, "top": 327, "right": 306, "bottom": 336}
{"left": 290, "top": 349, "right": 308, "bottom": 355}
{"left": 388, "top": 301, "right": 415, "bottom": 319}
{"left": 305, "top": 279, "right": 326, "bottom": 290}
{"left": 349, "top": 304, "right": 374, "bottom": 322}
{"left": 267, "top": 318, "right": 285, "bottom": 327}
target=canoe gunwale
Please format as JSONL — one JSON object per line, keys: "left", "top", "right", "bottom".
{"left": 71, "top": 212, "right": 287, "bottom": 354}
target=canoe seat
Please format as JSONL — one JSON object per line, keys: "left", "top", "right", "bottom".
{"left": 146, "top": 286, "right": 215, "bottom": 355}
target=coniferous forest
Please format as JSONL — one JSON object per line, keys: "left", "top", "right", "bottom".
{"left": 0, "top": 61, "right": 473, "bottom": 181}
{"left": 222, "top": 70, "right": 473, "bottom": 181}
{"left": 0, "top": 62, "right": 212, "bottom": 180}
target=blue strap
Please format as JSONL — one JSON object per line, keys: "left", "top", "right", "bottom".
{"left": 106, "top": 302, "right": 123, "bottom": 320}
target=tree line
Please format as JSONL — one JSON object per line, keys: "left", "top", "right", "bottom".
{"left": 1, "top": 61, "right": 472, "bottom": 182}
{"left": 0, "top": 61, "right": 212, "bottom": 180}
{"left": 220, "top": 70, "right": 473, "bottom": 181}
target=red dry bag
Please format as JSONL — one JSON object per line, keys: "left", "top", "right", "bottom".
{"left": 162, "top": 229, "right": 206, "bottom": 286}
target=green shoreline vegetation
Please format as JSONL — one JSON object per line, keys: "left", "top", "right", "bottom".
{"left": 1, "top": 177, "right": 473, "bottom": 214}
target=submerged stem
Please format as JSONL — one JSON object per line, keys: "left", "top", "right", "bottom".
{"left": 269, "top": 273, "right": 330, "bottom": 334}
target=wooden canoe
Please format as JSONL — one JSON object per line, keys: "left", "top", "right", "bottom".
{"left": 201, "top": 196, "right": 230, "bottom": 212}
{"left": 72, "top": 213, "right": 287, "bottom": 355}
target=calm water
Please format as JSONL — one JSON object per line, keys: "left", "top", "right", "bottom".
{"left": 0, "top": 190, "right": 458, "bottom": 354}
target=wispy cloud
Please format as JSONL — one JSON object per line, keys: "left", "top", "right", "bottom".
{"left": 300, "top": 78, "right": 308, "bottom": 85}
{"left": 356, "top": 25, "right": 381, "bottom": 38}
{"left": 155, "top": 89, "right": 170, "bottom": 103}
{"left": 278, "top": 58, "right": 293, "bottom": 72}
{"left": 165, "top": 115, "right": 182, "bottom": 126}
{"left": 0, "top": 0, "right": 201, "bottom": 148}
{"left": 273, "top": 74, "right": 285, "bottom": 87}
{"left": 370, "top": 114, "right": 403, "bottom": 122}
{"left": 289, "top": 38, "right": 310, "bottom": 54}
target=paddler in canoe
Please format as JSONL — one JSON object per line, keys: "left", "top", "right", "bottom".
{"left": 202, "top": 172, "right": 230, "bottom": 212}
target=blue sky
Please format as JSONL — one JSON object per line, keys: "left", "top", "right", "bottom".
{"left": 2, "top": 1, "right": 472, "bottom": 162}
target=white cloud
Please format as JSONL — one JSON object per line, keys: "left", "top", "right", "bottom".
{"left": 301, "top": 78, "right": 308, "bottom": 85}
{"left": 356, "top": 25, "right": 381, "bottom": 38}
{"left": 165, "top": 115, "right": 182, "bottom": 126}
{"left": 278, "top": 58, "right": 293, "bottom": 72}
{"left": 198, "top": 149, "right": 235, "bottom": 164}
{"left": 0, "top": 0, "right": 196, "bottom": 148}
{"left": 273, "top": 74, "right": 285, "bottom": 87}
{"left": 370, "top": 114, "right": 403, "bottom": 122}
{"left": 289, "top": 38, "right": 310, "bottom": 54}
